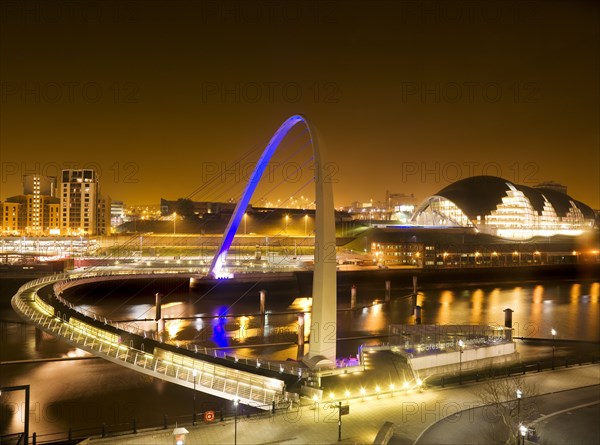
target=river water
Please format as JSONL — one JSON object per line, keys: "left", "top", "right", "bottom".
{"left": 1, "top": 275, "right": 598, "bottom": 440}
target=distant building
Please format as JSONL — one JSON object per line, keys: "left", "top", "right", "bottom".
{"left": 1, "top": 201, "right": 21, "bottom": 234}
{"left": 59, "top": 169, "right": 109, "bottom": 235}
{"left": 411, "top": 176, "right": 595, "bottom": 240}
{"left": 160, "top": 198, "right": 236, "bottom": 217}
{"left": 23, "top": 174, "right": 56, "bottom": 196}
{"left": 97, "top": 195, "right": 111, "bottom": 235}
{"left": 111, "top": 200, "right": 125, "bottom": 227}
{"left": 340, "top": 192, "right": 417, "bottom": 223}
{"left": 1, "top": 175, "right": 60, "bottom": 235}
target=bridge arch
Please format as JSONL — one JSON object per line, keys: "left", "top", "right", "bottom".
{"left": 201, "top": 115, "right": 337, "bottom": 366}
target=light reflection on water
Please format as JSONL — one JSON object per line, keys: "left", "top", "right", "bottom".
{"left": 75, "top": 281, "right": 600, "bottom": 348}
{"left": 1, "top": 279, "right": 598, "bottom": 437}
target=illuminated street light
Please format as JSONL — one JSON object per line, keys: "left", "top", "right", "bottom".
{"left": 519, "top": 424, "right": 527, "bottom": 445}
{"left": 284, "top": 214, "right": 290, "bottom": 233}
{"left": 173, "top": 212, "right": 177, "bottom": 235}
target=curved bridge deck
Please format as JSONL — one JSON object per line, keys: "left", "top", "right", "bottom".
{"left": 11, "top": 274, "right": 296, "bottom": 410}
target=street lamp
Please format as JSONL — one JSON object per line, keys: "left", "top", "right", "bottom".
{"left": 173, "top": 212, "right": 177, "bottom": 235}
{"left": 519, "top": 424, "right": 527, "bottom": 445}
{"left": 284, "top": 214, "right": 289, "bottom": 233}
{"left": 516, "top": 389, "right": 522, "bottom": 425}
{"left": 233, "top": 396, "right": 239, "bottom": 445}
{"left": 551, "top": 328, "right": 557, "bottom": 369}
{"left": 243, "top": 212, "right": 247, "bottom": 235}
{"left": 192, "top": 370, "right": 197, "bottom": 425}
{"left": 458, "top": 339, "right": 464, "bottom": 384}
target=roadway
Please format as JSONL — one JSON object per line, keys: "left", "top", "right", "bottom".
{"left": 80, "top": 365, "right": 600, "bottom": 445}
{"left": 414, "top": 385, "right": 600, "bottom": 445}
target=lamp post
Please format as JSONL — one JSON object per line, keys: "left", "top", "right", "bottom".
{"left": 243, "top": 213, "right": 247, "bottom": 235}
{"left": 304, "top": 214, "right": 308, "bottom": 236}
{"left": 173, "top": 212, "right": 177, "bottom": 235}
{"left": 233, "top": 396, "right": 239, "bottom": 445}
{"left": 0, "top": 385, "right": 30, "bottom": 445}
{"left": 458, "top": 339, "right": 464, "bottom": 384}
{"left": 284, "top": 214, "right": 289, "bottom": 233}
{"left": 551, "top": 328, "right": 557, "bottom": 369}
{"left": 516, "top": 389, "right": 522, "bottom": 426}
{"left": 192, "top": 370, "right": 197, "bottom": 425}
{"left": 338, "top": 401, "right": 342, "bottom": 442}
{"left": 519, "top": 424, "right": 527, "bottom": 445}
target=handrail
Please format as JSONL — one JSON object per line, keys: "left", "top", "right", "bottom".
{"left": 11, "top": 275, "right": 295, "bottom": 409}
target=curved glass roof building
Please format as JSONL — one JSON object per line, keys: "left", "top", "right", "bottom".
{"left": 411, "top": 176, "right": 596, "bottom": 240}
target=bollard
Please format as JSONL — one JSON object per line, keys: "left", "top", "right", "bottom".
{"left": 522, "top": 364, "right": 526, "bottom": 375}
{"left": 259, "top": 290, "right": 266, "bottom": 315}
{"left": 350, "top": 285, "right": 357, "bottom": 309}
{"left": 133, "top": 417, "right": 137, "bottom": 434}
{"left": 297, "top": 313, "right": 305, "bottom": 347}
{"left": 272, "top": 401, "right": 276, "bottom": 415}
{"left": 32, "top": 432, "right": 36, "bottom": 445}
{"left": 385, "top": 280, "right": 391, "bottom": 302}
{"left": 414, "top": 305, "right": 422, "bottom": 324}
{"left": 155, "top": 293, "right": 162, "bottom": 321}
{"left": 163, "top": 414, "right": 168, "bottom": 429}
{"left": 503, "top": 308, "right": 513, "bottom": 342}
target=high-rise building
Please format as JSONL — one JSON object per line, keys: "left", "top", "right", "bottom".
{"left": 60, "top": 169, "right": 100, "bottom": 235}
{"left": 23, "top": 174, "right": 56, "bottom": 196}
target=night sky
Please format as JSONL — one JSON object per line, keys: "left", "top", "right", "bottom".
{"left": 1, "top": 0, "right": 598, "bottom": 209}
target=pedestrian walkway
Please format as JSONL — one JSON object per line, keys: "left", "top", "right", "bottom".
{"left": 81, "top": 364, "right": 600, "bottom": 444}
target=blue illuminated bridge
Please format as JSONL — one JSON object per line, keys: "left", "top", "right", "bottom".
{"left": 11, "top": 115, "right": 340, "bottom": 409}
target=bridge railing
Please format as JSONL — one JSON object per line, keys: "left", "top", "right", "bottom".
{"left": 43, "top": 271, "right": 309, "bottom": 378}
{"left": 12, "top": 280, "right": 289, "bottom": 409}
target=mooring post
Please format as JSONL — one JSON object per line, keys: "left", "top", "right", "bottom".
{"left": 297, "top": 312, "right": 305, "bottom": 359}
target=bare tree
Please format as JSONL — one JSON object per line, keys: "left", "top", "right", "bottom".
{"left": 473, "top": 369, "right": 538, "bottom": 445}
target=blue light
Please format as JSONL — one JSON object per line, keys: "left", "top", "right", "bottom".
{"left": 210, "top": 115, "right": 312, "bottom": 277}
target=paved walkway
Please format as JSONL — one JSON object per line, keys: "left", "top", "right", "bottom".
{"left": 81, "top": 364, "right": 600, "bottom": 445}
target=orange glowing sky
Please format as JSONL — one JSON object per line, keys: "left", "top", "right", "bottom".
{"left": 1, "top": 0, "right": 598, "bottom": 208}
